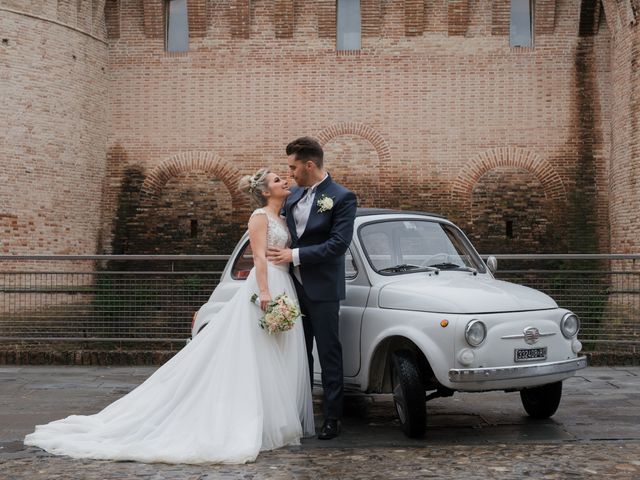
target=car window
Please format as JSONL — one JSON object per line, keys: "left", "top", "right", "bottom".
{"left": 231, "top": 241, "right": 253, "bottom": 280}
{"left": 359, "top": 229, "right": 394, "bottom": 270}
{"left": 345, "top": 247, "right": 358, "bottom": 279}
{"left": 359, "top": 219, "right": 486, "bottom": 274}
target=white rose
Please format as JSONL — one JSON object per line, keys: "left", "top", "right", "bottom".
{"left": 318, "top": 196, "right": 334, "bottom": 212}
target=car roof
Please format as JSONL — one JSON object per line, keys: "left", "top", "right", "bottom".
{"left": 356, "top": 208, "right": 445, "bottom": 219}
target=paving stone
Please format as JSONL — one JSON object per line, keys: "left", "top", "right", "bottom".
{"left": 0, "top": 367, "right": 638, "bottom": 478}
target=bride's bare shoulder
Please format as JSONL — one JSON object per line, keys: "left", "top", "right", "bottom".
{"left": 250, "top": 208, "right": 267, "bottom": 217}
{"left": 248, "top": 208, "right": 268, "bottom": 228}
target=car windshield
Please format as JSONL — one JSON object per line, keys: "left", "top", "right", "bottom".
{"left": 358, "top": 219, "right": 486, "bottom": 275}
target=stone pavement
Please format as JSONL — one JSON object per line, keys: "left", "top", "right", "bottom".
{"left": 0, "top": 366, "right": 639, "bottom": 479}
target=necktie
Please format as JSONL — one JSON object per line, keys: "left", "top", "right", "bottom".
{"left": 298, "top": 188, "right": 310, "bottom": 208}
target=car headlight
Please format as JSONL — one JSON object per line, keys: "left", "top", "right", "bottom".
{"left": 465, "top": 320, "right": 487, "bottom": 347}
{"left": 561, "top": 313, "right": 580, "bottom": 338}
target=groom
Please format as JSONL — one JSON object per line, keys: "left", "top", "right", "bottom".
{"left": 268, "top": 136, "right": 357, "bottom": 440}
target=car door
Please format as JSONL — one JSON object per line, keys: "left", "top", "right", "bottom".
{"left": 339, "top": 246, "right": 370, "bottom": 377}
{"left": 311, "top": 245, "right": 369, "bottom": 382}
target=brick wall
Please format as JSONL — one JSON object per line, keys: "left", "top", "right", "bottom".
{"left": 602, "top": 0, "right": 640, "bottom": 254}
{"left": 124, "top": 171, "right": 242, "bottom": 255}
{"left": 469, "top": 167, "right": 556, "bottom": 254}
{"left": 324, "top": 134, "right": 382, "bottom": 208}
{"left": 98, "top": 0, "right": 612, "bottom": 255}
{"left": 0, "top": 1, "right": 622, "bottom": 257}
{"left": 0, "top": 1, "right": 108, "bottom": 260}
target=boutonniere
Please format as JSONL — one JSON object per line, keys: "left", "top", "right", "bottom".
{"left": 317, "top": 194, "right": 335, "bottom": 213}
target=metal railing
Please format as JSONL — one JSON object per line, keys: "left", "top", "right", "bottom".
{"left": 483, "top": 255, "right": 640, "bottom": 354}
{"left": 0, "top": 254, "right": 638, "bottom": 354}
{"left": 0, "top": 256, "right": 228, "bottom": 343}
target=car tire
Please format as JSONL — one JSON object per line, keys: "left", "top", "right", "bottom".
{"left": 520, "top": 381, "right": 563, "bottom": 419}
{"left": 391, "top": 349, "right": 426, "bottom": 438}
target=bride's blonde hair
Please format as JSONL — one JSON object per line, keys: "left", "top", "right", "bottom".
{"left": 238, "top": 168, "right": 271, "bottom": 207}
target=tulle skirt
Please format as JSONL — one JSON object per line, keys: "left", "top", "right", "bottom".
{"left": 24, "top": 263, "right": 315, "bottom": 464}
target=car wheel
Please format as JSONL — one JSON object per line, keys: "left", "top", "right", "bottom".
{"left": 520, "top": 381, "right": 563, "bottom": 419}
{"left": 391, "top": 350, "right": 426, "bottom": 438}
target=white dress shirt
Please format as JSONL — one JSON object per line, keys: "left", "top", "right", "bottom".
{"left": 292, "top": 173, "right": 328, "bottom": 283}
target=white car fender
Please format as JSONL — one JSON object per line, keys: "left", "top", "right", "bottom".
{"left": 361, "top": 323, "right": 452, "bottom": 390}
{"left": 192, "top": 301, "right": 226, "bottom": 334}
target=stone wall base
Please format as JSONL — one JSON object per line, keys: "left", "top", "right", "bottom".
{"left": 0, "top": 343, "right": 182, "bottom": 366}
{"left": 0, "top": 345, "right": 636, "bottom": 367}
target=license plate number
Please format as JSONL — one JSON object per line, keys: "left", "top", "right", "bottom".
{"left": 514, "top": 347, "right": 547, "bottom": 362}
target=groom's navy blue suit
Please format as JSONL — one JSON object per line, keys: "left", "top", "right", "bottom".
{"left": 284, "top": 174, "right": 357, "bottom": 420}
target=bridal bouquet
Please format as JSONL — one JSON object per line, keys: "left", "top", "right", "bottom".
{"left": 250, "top": 292, "right": 302, "bottom": 334}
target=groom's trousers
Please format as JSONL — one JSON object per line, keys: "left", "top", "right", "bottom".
{"left": 293, "top": 277, "right": 344, "bottom": 420}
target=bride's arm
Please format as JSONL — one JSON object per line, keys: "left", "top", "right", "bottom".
{"left": 248, "top": 213, "right": 271, "bottom": 310}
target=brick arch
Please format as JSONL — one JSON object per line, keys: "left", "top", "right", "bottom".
{"left": 315, "top": 122, "right": 391, "bottom": 164}
{"left": 140, "top": 152, "right": 248, "bottom": 209}
{"left": 452, "top": 147, "right": 567, "bottom": 206}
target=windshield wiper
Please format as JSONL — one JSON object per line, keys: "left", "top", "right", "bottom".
{"left": 429, "top": 262, "right": 478, "bottom": 274}
{"left": 378, "top": 264, "right": 440, "bottom": 274}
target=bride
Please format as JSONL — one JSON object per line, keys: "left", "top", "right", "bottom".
{"left": 24, "top": 169, "right": 315, "bottom": 464}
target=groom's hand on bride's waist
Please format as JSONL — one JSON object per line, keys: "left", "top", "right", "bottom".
{"left": 267, "top": 247, "right": 292, "bottom": 265}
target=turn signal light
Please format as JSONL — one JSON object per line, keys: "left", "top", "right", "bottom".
{"left": 440, "top": 319, "right": 449, "bottom": 328}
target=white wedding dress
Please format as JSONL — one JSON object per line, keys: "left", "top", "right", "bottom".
{"left": 24, "top": 208, "right": 315, "bottom": 464}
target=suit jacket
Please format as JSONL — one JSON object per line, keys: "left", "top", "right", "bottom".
{"left": 284, "top": 174, "right": 357, "bottom": 302}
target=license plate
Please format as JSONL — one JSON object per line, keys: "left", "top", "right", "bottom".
{"left": 514, "top": 347, "right": 547, "bottom": 362}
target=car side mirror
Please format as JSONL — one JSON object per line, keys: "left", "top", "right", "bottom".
{"left": 486, "top": 256, "right": 498, "bottom": 273}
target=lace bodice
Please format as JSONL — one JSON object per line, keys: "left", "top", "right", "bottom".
{"left": 250, "top": 208, "right": 291, "bottom": 249}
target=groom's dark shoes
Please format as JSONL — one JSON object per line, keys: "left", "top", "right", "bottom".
{"left": 318, "top": 419, "right": 340, "bottom": 440}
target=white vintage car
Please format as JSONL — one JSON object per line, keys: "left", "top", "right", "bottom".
{"left": 192, "top": 209, "right": 587, "bottom": 437}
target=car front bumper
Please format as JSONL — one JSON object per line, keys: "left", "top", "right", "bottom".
{"left": 448, "top": 356, "right": 587, "bottom": 383}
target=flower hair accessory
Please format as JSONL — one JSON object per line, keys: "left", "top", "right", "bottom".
{"left": 317, "top": 194, "right": 334, "bottom": 213}
{"left": 248, "top": 171, "right": 263, "bottom": 193}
